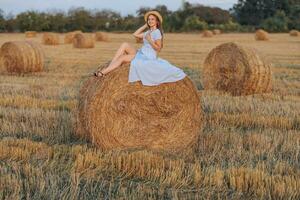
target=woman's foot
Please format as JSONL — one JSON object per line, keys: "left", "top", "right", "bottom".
{"left": 94, "top": 70, "right": 105, "bottom": 77}
{"left": 93, "top": 61, "right": 111, "bottom": 77}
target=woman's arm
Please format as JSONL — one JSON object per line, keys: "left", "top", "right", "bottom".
{"left": 145, "top": 32, "right": 162, "bottom": 52}
{"left": 133, "top": 24, "right": 148, "bottom": 39}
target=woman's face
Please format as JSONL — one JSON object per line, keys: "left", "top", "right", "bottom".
{"left": 147, "top": 14, "right": 158, "bottom": 28}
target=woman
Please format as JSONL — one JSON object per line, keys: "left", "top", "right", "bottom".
{"left": 94, "top": 10, "right": 186, "bottom": 86}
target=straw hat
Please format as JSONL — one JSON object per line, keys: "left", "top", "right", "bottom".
{"left": 144, "top": 11, "right": 163, "bottom": 24}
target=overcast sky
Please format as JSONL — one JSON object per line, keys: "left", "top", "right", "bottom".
{"left": 0, "top": 0, "right": 237, "bottom": 16}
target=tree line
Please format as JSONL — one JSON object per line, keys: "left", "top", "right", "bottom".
{"left": 231, "top": 0, "right": 300, "bottom": 32}
{"left": 0, "top": 0, "right": 299, "bottom": 33}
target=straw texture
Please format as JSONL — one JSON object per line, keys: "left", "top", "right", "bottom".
{"left": 64, "top": 31, "right": 82, "bottom": 44}
{"left": 290, "top": 30, "right": 299, "bottom": 36}
{"left": 0, "top": 41, "right": 44, "bottom": 74}
{"left": 203, "top": 42, "right": 272, "bottom": 96}
{"left": 73, "top": 33, "right": 95, "bottom": 48}
{"left": 255, "top": 29, "right": 269, "bottom": 41}
{"left": 213, "top": 29, "right": 221, "bottom": 35}
{"left": 203, "top": 30, "right": 213, "bottom": 37}
{"left": 42, "top": 32, "right": 60, "bottom": 45}
{"left": 25, "top": 31, "right": 37, "bottom": 38}
{"left": 76, "top": 62, "right": 202, "bottom": 155}
{"left": 95, "top": 32, "right": 109, "bottom": 41}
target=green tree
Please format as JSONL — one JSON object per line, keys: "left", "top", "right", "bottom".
{"left": 231, "top": 0, "right": 273, "bottom": 25}
{"left": 167, "top": 11, "right": 184, "bottom": 32}
{"left": 16, "top": 11, "right": 49, "bottom": 31}
{"left": 136, "top": 7, "right": 152, "bottom": 26}
{"left": 92, "top": 9, "right": 121, "bottom": 31}
{"left": 4, "top": 13, "right": 17, "bottom": 32}
{"left": 190, "top": 4, "right": 231, "bottom": 24}
{"left": 0, "top": 9, "right": 5, "bottom": 31}
{"left": 223, "top": 20, "right": 241, "bottom": 32}
{"left": 172, "top": 2, "right": 231, "bottom": 32}
{"left": 231, "top": 0, "right": 299, "bottom": 26}
{"left": 121, "top": 14, "right": 141, "bottom": 31}
{"left": 153, "top": 5, "right": 172, "bottom": 32}
{"left": 67, "top": 7, "right": 93, "bottom": 31}
{"left": 261, "top": 10, "right": 289, "bottom": 32}
{"left": 182, "top": 15, "right": 207, "bottom": 31}
{"left": 288, "top": 5, "right": 300, "bottom": 29}
{"left": 46, "top": 10, "right": 67, "bottom": 32}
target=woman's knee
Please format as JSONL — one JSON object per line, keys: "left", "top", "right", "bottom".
{"left": 121, "top": 42, "right": 129, "bottom": 48}
{"left": 125, "top": 44, "right": 136, "bottom": 54}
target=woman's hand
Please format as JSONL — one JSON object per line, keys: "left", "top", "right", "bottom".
{"left": 133, "top": 24, "right": 148, "bottom": 38}
{"left": 145, "top": 31, "right": 152, "bottom": 42}
{"left": 146, "top": 32, "right": 162, "bottom": 52}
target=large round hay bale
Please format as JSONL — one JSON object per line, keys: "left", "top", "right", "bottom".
{"left": 202, "top": 30, "right": 213, "bottom": 38}
{"left": 202, "top": 42, "right": 272, "bottom": 96}
{"left": 64, "top": 30, "right": 82, "bottom": 44}
{"left": 73, "top": 33, "right": 95, "bottom": 48}
{"left": 289, "top": 30, "right": 299, "bottom": 36}
{"left": 136, "top": 37, "right": 143, "bottom": 43}
{"left": 255, "top": 29, "right": 269, "bottom": 41}
{"left": 0, "top": 41, "right": 44, "bottom": 74}
{"left": 42, "top": 32, "right": 60, "bottom": 45}
{"left": 76, "top": 62, "right": 202, "bottom": 155}
{"left": 213, "top": 29, "right": 221, "bottom": 35}
{"left": 95, "top": 32, "right": 109, "bottom": 41}
{"left": 25, "top": 31, "right": 37, "bottom": 38}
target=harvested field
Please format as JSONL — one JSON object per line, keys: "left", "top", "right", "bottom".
{"left": 0, "top": 32, "right": 299, "bottom": 199}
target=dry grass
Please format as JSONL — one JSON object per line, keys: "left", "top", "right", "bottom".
{"left": 0, "top": 32, "right": 299, "bottom": 199}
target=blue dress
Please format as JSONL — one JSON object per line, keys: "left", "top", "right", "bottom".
{"left": 128, "top": 29, "right": 187, "bottom": 86}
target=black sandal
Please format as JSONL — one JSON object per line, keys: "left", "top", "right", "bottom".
{"left": 94, "top": 70, "right": 105, "bottom": 77}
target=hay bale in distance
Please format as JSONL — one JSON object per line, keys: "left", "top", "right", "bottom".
{"left": 25, "top": 31, "right": 37, "bottom": 38}
{"left": 202, "top": 30, "right": 213, "bottom": 38}
{"left": 202, "top": 42, "right": 272, "bottom": 96}
{"left": 255, "top": 29, "right": 269, "bottom": 41}
{"left": 0, "top": 41, "right": 44, "bottom": 74}
{"left": 213, "top": 29, "right": 221, "bottom": 35}
{"left": 290, "top": 30, "right": 299, "bottom": 36}
{"left": 73, "top": 33, "right": 95, "bottom": 48}
{"left": 42, "top": 32, "right": 60, "bottom": 45}
{"left": 76, "top": 62, "right": 202, "bottom": 155}
{"left": 64, "top": 30, "right": 82, "bottom": 44}
{"left": 64, "top": 32, "right": 74, "bottom": 44}
{"left": 95, "top": 32, "right": 109, "bottom": 41}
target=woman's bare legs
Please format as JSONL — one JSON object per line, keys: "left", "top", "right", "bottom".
{"left": 95, "top": 42, "right": 136, "bottom": 76}
{"left": 110, "top": 42, "right": 136, "bottom": 63}
{"left": 100, "top": 54, "right": 136, "bottom": 75}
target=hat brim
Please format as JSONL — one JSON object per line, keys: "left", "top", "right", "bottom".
{"left": 144, "top": 11, "right": 163, "bottom": 24}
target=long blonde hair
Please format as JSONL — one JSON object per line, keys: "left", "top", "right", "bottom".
{"left": 147, "top": 14, "right": 164, "bottom": 48}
